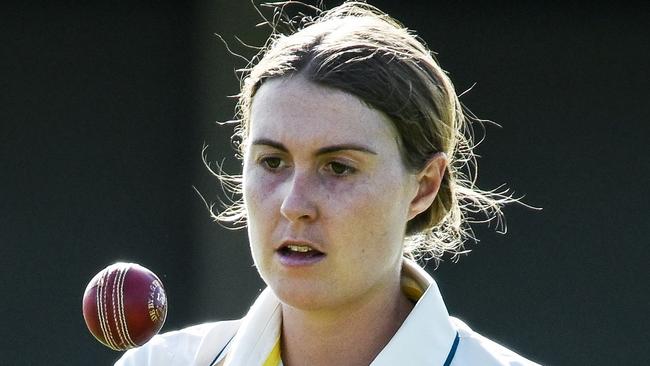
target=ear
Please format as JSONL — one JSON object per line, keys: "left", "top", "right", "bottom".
{"left": 408, "top": 152, "right": 448, "bottom": 220}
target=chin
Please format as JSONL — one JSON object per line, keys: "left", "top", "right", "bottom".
{"left": 270, "top": 280, "right": 337, "bottom": 311}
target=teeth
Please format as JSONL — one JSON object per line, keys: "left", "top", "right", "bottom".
{"left": 287, "top": 244, "right": 313, "bottom": 252}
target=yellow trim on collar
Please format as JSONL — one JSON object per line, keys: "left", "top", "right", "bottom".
{"left": 401, "top": 275, "right": 425, "bottom": 302}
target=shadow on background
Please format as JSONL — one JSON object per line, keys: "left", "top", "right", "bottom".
{"left": 1, "top": 1, "right": 648, "bottom": 365}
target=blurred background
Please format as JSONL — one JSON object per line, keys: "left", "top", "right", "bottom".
{"left": 2, "top": 1, "right": 648, "bottom": 365}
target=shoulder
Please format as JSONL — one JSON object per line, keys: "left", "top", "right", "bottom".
{"left": 114, "top": 320, "right": 241, "bottom": 366}
{"left": 450, "top": 317, "right": 542, "bottom": 366}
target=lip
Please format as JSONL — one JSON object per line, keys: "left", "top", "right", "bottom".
{"left": 276, "top": 239, "right": 325, "bottom": 254}
{"left": 275, "top": 239, "right": 326, "bottom": 267}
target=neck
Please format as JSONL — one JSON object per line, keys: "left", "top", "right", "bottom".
{"left": 280, "top": 279, "right": 414, "bottom": 366}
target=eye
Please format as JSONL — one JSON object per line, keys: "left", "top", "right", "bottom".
{"left": 259, "top": 156, "right": 284, "bottom": 171}
{"left": 325, "top": 161, "right": 356, "bottom": 176}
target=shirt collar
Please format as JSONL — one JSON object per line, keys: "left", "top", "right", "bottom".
{"left": 221, "top": 288, "right": 282, "bottom": 366}
{"left": 370, "top": 258, "right": 457, "bottom": 365}
{"left": 219, "top": 258, "right": 456, "bottom": 366}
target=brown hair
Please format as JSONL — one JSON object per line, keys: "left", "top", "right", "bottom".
{"left": 215, "top": 1, "right": 516, "bottom": 261}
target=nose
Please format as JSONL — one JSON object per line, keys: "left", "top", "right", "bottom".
{"left": 280, "top": 170, "right": 318, "bottom": 222}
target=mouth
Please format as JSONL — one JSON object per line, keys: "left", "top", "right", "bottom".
{"left": 276, "top": 242, "right": 326, "bottom": 266}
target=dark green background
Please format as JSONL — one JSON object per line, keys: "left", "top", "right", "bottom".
{"left": 2, "top": 1, "right": 648, "bottom": 364}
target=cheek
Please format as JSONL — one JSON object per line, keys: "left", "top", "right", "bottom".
{"left": 243, "top": 166, "right": 280, "bottom": 214}
{"left": 243, "top": 169, "right": 278, "bottom": 264}
{"left": 242, "top": 167, "right": 277, "bottom": 246}
{"left": 351, "top": 171, "right": 412, "bottom": 216}
{"left": 331, "top": 175, "right": 410, "bottom": 246}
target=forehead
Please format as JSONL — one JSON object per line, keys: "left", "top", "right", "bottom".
{"left": 248, "top": 76, "right": 399, "bottom": 151}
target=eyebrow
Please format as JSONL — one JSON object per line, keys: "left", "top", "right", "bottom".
{"left": 251, "top": 138, "right": 377, "bottom": 156}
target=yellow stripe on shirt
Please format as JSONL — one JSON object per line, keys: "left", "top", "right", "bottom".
{"left": 262, "top": 337, "right": 282, "bottom": 366}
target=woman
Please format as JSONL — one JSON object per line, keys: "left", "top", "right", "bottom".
{"left": 117, "top": 2, "right": 539, "bottom": 365}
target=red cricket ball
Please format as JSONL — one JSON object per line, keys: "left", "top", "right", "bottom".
{"left": 82, "top": 262, "right": 167, "bottom": 351}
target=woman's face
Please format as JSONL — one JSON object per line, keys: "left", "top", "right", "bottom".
{"left": 243, "top": 76, "right": 421, "bottom": 311}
